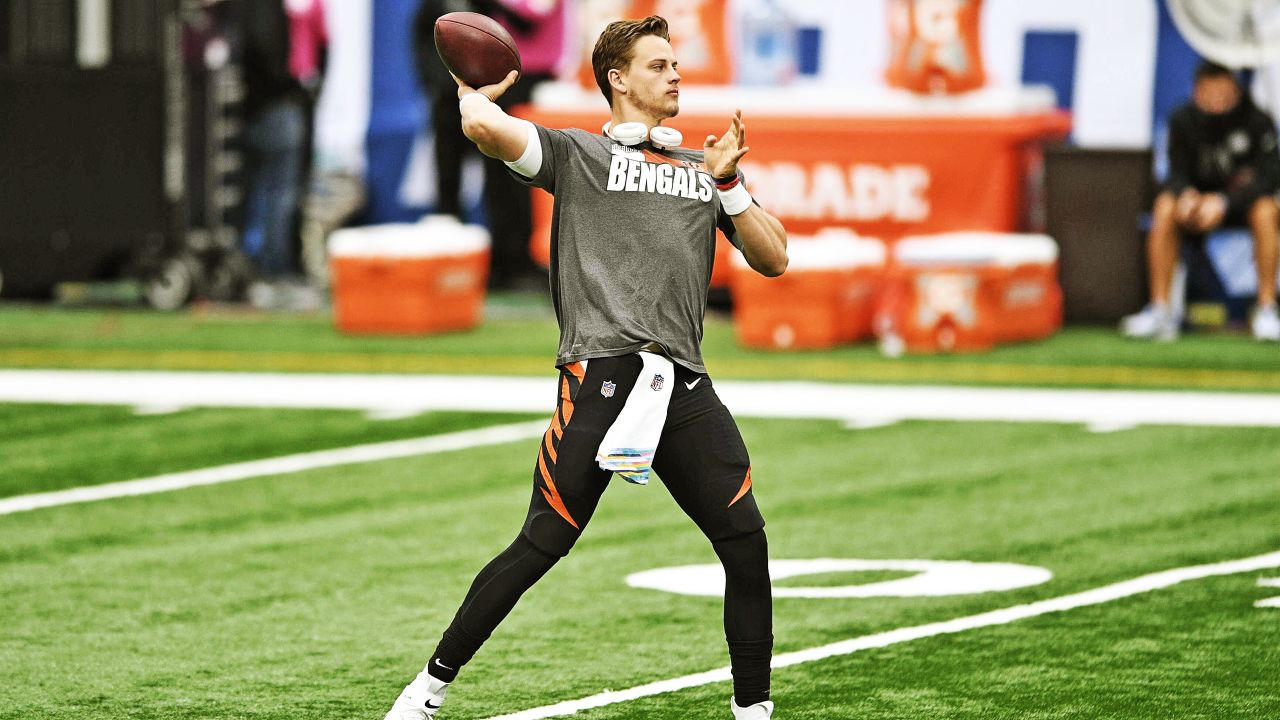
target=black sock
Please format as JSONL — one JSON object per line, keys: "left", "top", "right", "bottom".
{"left": 727, "top": 637, "right": 773, "bottom": 706}
{"left": 713, "top": 530, "right": 773, "bottom": 706}
{"left": 428, "top": 534, "right": 559, "bottom": 681}
{"left": 427, "top": 628, "right": 474, "bottom": 683}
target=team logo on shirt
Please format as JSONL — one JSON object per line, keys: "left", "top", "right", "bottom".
{"left": 606, "top": 154, "right": 715, "bottom": 202}
{"left": 601, "top": 380, "right": 616, "bottom": 398}
{"left": 1229, "top": 130, "right": 1251, "bottom": 155}
{"left": 651, "top": 374, "right": 665, "bottom": 391}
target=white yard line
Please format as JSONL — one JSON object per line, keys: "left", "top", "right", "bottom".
{"left": 1, "top": 370, "right": 1279, "bottom": 427}
{"left": 0, "top": 420, "right": 548, "bottom": 516}
{"left": 483, "top": 550, "right": 1280, "bottom": 720}
{"left": 1257, "top": 578, "right": 1280, "bottom": 608}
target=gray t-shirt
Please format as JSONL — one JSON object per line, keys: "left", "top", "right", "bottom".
{"left": 512, "top": 125, "right": 743, "bottom": 373}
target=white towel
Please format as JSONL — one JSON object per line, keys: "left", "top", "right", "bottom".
{"left": 595, "top": 352, "right": 674, "bottom": 484}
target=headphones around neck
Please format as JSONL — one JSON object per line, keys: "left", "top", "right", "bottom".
{"left": 602, "top": 121, "right": 683, "bottom": 150}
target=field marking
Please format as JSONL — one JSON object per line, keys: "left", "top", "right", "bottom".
{"left": 625, "top": 559, "right": 1053, "bottom": 599}
{"left": 4, "top": 345, "right": 1280, "bottom": 391}
{"left": 483, "top": 549, "right": 1280, "bottom": 720}
{"left": 2, "top": 370, "right": 1280, "bottom": 428}
{"left": 0, "top": 420, "right": 548, "bottom": 516}
{"left": 1257, "top": 578, "right": 1280, "bottom": 608}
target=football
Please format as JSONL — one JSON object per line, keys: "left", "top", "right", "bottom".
{"left": 434, "top": 11, "right": 522, "bottom": 88}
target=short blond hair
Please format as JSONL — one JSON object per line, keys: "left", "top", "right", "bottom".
{"left": 591, "top": 15, "right": 670, "bottom": 107}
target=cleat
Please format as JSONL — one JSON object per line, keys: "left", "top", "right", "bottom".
{"left": 731, "top": 698, "right": 775, "bottom": 719}
{"left": 1252, "top": 305, "right": 1280, "bottom": 341}
{"left": 1120, "top": 304, "right": 1179, "bottom": 341}
{"left": 384, "top": 671, "right": 449, "bottom": 720}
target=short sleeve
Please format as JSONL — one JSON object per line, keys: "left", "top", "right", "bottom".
{"left": 506, "top": 124, "right": 574, "bottom": 193}
{"left": 716, "top": 205, "right": 742, "bottom": 250}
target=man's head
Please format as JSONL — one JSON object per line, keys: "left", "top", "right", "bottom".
{"left": 592, "top": 15, "right": 680, "bottom": 120}
{"left": 1193, "top": 61, "right": 1241, "bottom": 116}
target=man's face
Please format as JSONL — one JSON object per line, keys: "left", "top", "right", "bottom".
{"left": 1194, "top": 75, "right": 1240, "bottom": 116}
{"left": 619, "top": 35, "right": 681, "bottom": 118}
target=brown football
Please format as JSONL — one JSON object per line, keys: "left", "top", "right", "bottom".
{"left": 434, "top": 12, "right": 522, "bottom": 88}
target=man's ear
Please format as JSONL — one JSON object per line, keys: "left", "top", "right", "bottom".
{"left": 608, "top": 68, "right": 627, "bottom": 97}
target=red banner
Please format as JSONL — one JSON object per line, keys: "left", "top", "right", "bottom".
{"left": 518, "top": 107, "right": 1071, "bottom": 285}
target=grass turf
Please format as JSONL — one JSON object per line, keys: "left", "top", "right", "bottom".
{"left": 1, "top": 412, "right": 1276, "bottom": 719}
{"left": 2, "top": 301, "right": 1279, "bottom": 390}
{"left": 0, "top": 404, "right": 537, "bottom": 497}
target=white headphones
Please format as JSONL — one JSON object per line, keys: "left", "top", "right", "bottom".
{"left": 602, "top": 121, "right": 683, "bottom": 150}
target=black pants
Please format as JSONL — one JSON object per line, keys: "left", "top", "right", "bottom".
{"left": 430, "top": 354, "right": 773, "bottom": 704}
{"left": 524, "top": 354, "right": 765, "bottom": 554}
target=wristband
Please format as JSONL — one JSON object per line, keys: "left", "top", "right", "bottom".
{"left": 718, "top": 183, "right": 752, "bottom": 215}
{"left": 459, "top": 92, "right": 491, "bottom": 110}
{"left": 714, "top": 174, "right": 741, "bottom": 191}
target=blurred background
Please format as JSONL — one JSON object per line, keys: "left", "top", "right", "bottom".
{"left": 3, "top": 5, "right": 1279, "bottom": 717}
{"left": 1, "top": 0, "right": 1279, "bottom": 351}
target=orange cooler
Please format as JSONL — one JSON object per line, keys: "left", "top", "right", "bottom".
{"left": 731, "top": 229, "right": 886, "bottom": 349}
{"left": 328, "top": 217, "right": 490, "bottom": 335}
{"left": 877, "top": 232, "right": 1060, "bottom": 353}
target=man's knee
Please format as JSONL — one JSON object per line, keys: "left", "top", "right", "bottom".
{"left": 1250, "top": 196, "right": 1279, "bottom": 228}
{"left": 1152, "top": 191, "right": 1185, "bottom": 233}
{"left": 522, "top": 516, "right": 583, "bottom": 558}
{"left": 713, "top": 529, "right": 770, "bottom": 579}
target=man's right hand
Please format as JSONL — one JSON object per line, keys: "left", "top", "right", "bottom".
{"left": 454, "top": 70, "right": 531, "bottom": 163}
{"left": 1174, "top": 189, "right": 1228, "bottom": 232}
{"left": 1175, "top": 189, "right": 1200, "bottom": 226}
{"left": 454, "top": 70, "right": 519, "bottom": 102}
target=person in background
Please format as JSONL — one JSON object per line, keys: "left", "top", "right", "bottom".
{"left": 241, "top": 0, "right": 326, "bottom": 309}
{"left": 286, "top": 0, "right": 327, "bottom": 99}
{"left": 413, "top": 0, "right": 565, "bottom": 290}
{"left": 1123, "top": 61, "right": 1280, "bottom": 342}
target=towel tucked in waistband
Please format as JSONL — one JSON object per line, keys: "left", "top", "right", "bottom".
{"left": 595, "top": 351, "right": 674, "bottom": 485}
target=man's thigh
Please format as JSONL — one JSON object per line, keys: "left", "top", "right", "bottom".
{"left": 522, "top": 355, "right": 642, "bottom": 555}
{"left": 651, "top": 383, "right": 765, "bottom": 542}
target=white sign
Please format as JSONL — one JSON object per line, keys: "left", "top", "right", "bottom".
{"left": 744, "top": 161, "right": 931, "bottom": 222}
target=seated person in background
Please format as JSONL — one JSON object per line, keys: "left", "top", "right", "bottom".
{"left": 1123, "top": 61, "right": 1280, "bottom": 341}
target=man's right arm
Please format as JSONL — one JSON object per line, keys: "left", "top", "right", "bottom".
{"left": 456, "top": 71, "right": 533, "bottom": 163}
{"left": 1165, "top": 110, "right": 1194, "bottom": 196}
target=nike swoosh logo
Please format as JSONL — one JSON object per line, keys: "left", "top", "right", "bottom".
{"left": 425, "top": 701, "right": 442, "bottom": 709}
{"left": 685, "top": 378, "right": 701, "bottom": 390}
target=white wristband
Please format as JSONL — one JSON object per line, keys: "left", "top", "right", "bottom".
{"left": 459, "top": 92, "right": 492, "bottom": 110}
{"left": 718, "top": 183, "right": 753, "bottom": 215}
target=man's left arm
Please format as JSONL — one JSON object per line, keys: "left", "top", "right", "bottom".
{"left": 1227, "top": 112, "right": 1280, "bottom": 214}
{"left": 725, "top": 202, "right": 789, "bottom": 277}
{"left": 705, "top": 110, "right": 788, "bottom": 277}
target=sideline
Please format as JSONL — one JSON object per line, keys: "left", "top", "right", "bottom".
{"left": 0, "top": 420, "right": 548, "bottom": 516}
{"left": 3, "top": 346, "right": 1279, "bottom": 391}
{"left": 482, "top": 549, "right": 1280, "bottom": 720}
{"left": 1, "top": 370, "right": 1279, "bottom": 428}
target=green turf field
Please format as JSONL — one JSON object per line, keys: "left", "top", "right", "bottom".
{"left": 2, "top": 300, "right": 1277, "bottom": 718}
{"left": 2, "top": 399, "right": 1277, "bottom": 719}
{"left": 2, "top": 303, "right": 1279, "bottom": 390}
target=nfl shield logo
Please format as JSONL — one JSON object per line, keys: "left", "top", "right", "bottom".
{"left": 651, "top": 374, "right": 664, "bottom": 391}
{"left": 601, "top": 380, "right": 616, "bottom": 398}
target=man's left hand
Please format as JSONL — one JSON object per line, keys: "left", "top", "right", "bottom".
{"left": 704, "top": 109, "right": 750, "bottom": 179}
